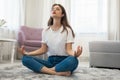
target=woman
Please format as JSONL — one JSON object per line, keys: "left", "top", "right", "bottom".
{"left": 19, "top": 3, "right": 82, "bottom": 76}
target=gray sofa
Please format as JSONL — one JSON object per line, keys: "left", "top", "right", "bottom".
{"left": 89, "top": 41, "right": 120, "bottom": 68}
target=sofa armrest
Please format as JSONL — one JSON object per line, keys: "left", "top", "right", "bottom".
{"left": 17, "top": 30, "right": 26, "bottom": 46}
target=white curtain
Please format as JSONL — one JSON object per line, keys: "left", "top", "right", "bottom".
{"left": 108, "top": 0, "right": 120, "bottom": 40}
{"left": 0, "top": 0, "right": 25, "bottom": 39}
{"left": 0, "top": 0, "right": 25, "bottom": 60}
{"left": 41, "top": 0, "right": 53, "bottom": 28}
{"left": 24, "top": 0, "right": 43, "bottom": 27}
{"left": 24, "top": 0, "right": 71, "bottom": 28}
{"left": 0, "top": 0, "right": 25, "bottom": 31}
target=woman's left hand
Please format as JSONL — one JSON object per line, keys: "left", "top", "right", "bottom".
{"left": 74, "top": 46, "right": 83, "bottom": 57}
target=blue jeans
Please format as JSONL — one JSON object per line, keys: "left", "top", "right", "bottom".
{"left": 22, "top": 55, "right": 79, "bottom": 73}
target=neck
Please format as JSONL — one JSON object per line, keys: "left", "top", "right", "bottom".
{"left": 52, "top": 18, "right": 62, "bottom": 29}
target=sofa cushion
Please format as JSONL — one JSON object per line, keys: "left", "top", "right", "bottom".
{"left": 24, "top": 40, "right": 42, "bottom": 47}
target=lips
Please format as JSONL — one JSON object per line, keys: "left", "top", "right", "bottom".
{"left": 52, "top": 11, "right": 56, "bottom": 14}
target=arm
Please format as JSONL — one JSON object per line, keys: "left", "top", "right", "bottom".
{"left": 66, "top": 43, "right": 82, "bottom": 57}
{"left": 21, "top": 43, "right": 48, "bottom": 56}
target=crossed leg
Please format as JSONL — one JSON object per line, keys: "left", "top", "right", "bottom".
{"left": 49, "top": 56, "right": 79, "bottom": 74}
{"left": 22, "top": 55, "right": 72, "bottom": 76}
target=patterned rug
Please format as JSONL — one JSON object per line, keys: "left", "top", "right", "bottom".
{"left": 0, "top": 63, "right": 120, "bottom": 80}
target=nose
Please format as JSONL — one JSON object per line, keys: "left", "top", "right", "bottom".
{"left": 52, "top": 9, "right": 56, "bottom": 11}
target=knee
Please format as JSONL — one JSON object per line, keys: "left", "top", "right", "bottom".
{"left": 55, "top": 56, "right": 79, "bottom": 72}
{"left": 64, "top": 56, "right": 79, "bottom": 69}
{"left": 22, "top": 55, "right": 32, "bottom": 65}
{"left": 68, "top": 56, "right": 79, "bottom": 72}
{"left": 68, "top": 56, "right": 79, "bottom": 65}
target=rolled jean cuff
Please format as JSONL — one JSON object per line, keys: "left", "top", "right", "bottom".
{"left": 38, "top": 65, "right": 44, "bottom": 72}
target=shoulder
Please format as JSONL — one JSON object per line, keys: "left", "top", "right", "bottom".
{"left": 66, "top": 27, "right": 72, "bottom": 33}
{"left": 42, "top": 27, "right": 50, "bottom": 36}
{"left": 42, "top": 27, "right": 50, "bottom": 33}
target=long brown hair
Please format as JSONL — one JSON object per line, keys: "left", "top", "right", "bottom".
{"left": 47, "top": 3, "right": 75, "bottom": 38}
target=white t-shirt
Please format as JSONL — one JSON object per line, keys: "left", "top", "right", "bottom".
{"left": 42, "top": 26, "right": 74, "bottom": 56}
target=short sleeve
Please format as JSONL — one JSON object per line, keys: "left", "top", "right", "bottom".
{"left": 41, "top": 29, "right": 46, "bottom": 43}
{"left": 66, "top": 28, "right": 74, "bottom": 43}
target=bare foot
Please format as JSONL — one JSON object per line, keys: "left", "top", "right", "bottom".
{"left": 56, "top": 71, "right": 71, "bottom": 76}
{"left": 49, "top": 67, "right": 55, "bottom": 71}
{"left": 49, "top": 67, "right": 71, "bottom": 76}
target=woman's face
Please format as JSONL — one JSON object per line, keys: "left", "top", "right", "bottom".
{"left": 51, "top": 5, "right": 64, "bottom": 18}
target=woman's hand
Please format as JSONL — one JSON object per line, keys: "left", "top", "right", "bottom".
{"left": 18, "top": 45, "right": 26, "bottom": 55}
{"left": 74, "top": 46, "right": 83, "bottom": 57}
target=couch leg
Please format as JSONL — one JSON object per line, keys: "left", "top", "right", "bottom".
{"left": 89, "top": 65, "right": 94, "bottom": 68}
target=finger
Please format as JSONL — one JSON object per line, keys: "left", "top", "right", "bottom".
{"left": 75, "top": 53, "right": 78, "bottom": 57}
{"left": 74, "top": 51, "right": 77, "bottom": 57}
{"left": 76, "top": 46, "right": 83, "bottom": 57}
{"left": 77, "top": 46, "right": 81, "bottom": 52}
{"left": 77, "top": 46, "right": 80, "bottom": 50}
{"left": 78, "top": 46, "right": 82, "bottom": 52}
{"left": 21, "top": 45, "right": 24, "bottom": 49}
{"left": 75, "top": 50, "right": 80, "bottom": 57}
{"left": 21, "top": 46, "right": 25, "bottom": 54}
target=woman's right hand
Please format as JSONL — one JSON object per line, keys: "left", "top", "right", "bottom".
{"left": 18, "top": 45, "right": 26, "bottom": 55}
